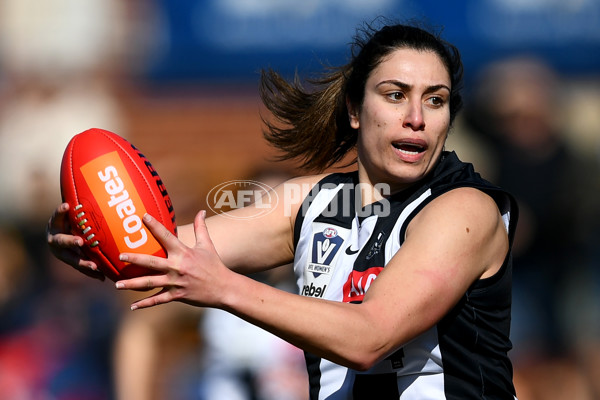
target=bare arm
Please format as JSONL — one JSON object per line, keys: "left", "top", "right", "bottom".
{"left": 175, "top": 175, "right": 324, "bottom": 274}
{"left": 46, "top": 173, "right": 322, "bottom": 279}
{"left": 117, "top": 187, "right": 508, "bottom": 371}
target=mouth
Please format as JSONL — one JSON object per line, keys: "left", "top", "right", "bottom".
{"left": 391, "top": 141, "right": 426, "bottom": 155}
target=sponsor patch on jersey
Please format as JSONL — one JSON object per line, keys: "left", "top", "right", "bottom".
{"left": 342, "top": 266, "right": 384, "bottom": 303}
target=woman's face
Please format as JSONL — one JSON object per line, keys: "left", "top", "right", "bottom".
{"left": 351, "top": 48, "right": 451, "bottom": 193}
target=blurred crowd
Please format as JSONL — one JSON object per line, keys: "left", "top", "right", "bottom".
{"left": 0, "top": 1, "right": 599, "bottom": 399}
{"left": 455, "top": 58, "right": 600, "bottom": 399}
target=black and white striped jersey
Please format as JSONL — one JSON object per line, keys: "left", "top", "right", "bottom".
{"left": 293, "top": 151, "right": 518, "bottom": 399}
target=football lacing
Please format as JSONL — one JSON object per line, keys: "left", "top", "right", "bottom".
{"left": 74, "top": 204, "right": 99, "bottom": 247}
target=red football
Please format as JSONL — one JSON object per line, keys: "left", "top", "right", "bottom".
{"left": 60, "top": 128, "right": 177, "bottom": 281}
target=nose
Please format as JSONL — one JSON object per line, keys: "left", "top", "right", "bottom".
{"left": 402, "top": 101, "right": 425, "bottom": 131}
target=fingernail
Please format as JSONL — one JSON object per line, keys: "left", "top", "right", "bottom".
{"left": 119, "top": 254, "right": 128, "bottom": 262}
{"left": 143, "top": 213, "right": 151, "bottom": 222}
{"left": 115, "top": 282, "right": 124, "bottom": 289}
{"left": 130, "top": 304, "right": 138, "bottom": 311}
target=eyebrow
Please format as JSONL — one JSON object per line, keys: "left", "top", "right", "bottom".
{"left": 376, "top": 80, "right": 451, "bottom": 94}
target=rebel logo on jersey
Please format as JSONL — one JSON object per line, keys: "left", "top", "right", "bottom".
{"left": 301, "top": 282, "right": 327, "bottom": 298}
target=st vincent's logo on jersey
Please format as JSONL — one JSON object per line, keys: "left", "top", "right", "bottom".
{"left": 343, "top": 266, "right": 384, "bottom": 303}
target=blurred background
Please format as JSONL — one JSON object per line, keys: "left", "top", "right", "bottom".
{"left": 0, "top": 0, "right": 599, "bottom": 399}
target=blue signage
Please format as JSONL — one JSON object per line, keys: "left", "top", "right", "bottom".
{"left": 145, "top": 0, "right": 600, "bottom": 83}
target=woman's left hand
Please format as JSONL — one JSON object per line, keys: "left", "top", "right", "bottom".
{"left": 115, "top": 210, "right": 234, "bottom": 311}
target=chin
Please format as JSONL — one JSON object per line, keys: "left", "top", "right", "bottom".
{"left": 380, "top": 169, "right": 424, "bottom": 193}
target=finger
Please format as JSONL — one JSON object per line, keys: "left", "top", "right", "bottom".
{"left": 47, "top": 203, "right": 104, "bottom": 280}
{"left": 47, "top": 232, "right": 100, "bottom": 272}
{"left": 51, "top": 246, "right": 103, "bottom": 280}
{"left": 128, "top": 288, "right": 175, "bottom": 311}
{"left": 56, "top": 247, "right": 97, "bottom": 269}
{"left": 75, "top": 265, "right": 106, "bottom": 281}
{"left": 51, "top": 202, "right": 69, "bottom": 219}
{"left": 142, "top": 213, "right": 180, "bottom": 251}
{"left": 48, "top": 232, "right": 84, "bottom": 248}
{"left": 58, "top": 202, "right": 70, "bottom": 215}
{"left": 119, "top": 252, "right": 170, "bottom": 273}
{"left": 115, "top": 274, "right": 170, "bottom": 292}
{"left": 193, "top": 210, "right": 212, "bottom": 247}
{"left": 48, "top": 203, "right": 71, "bottom": 233}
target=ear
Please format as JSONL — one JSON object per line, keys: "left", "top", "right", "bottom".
{"left": 346, "top": 97, "right": 360, "bottom": 129}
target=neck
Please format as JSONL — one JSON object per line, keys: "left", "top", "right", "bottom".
{"left": 356, "top": 164, "right": 396, "bottom": 207}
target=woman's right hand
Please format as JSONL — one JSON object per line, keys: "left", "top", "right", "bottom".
{"left": 46, "top": 202, "right": 105, "bottom": 281}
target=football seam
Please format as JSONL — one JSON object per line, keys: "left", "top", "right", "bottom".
{"left": 67, "top": 136, "right": 120, "bottom": 278}
{"left": 67, "top": 136, "right": 80, "bottom": 205}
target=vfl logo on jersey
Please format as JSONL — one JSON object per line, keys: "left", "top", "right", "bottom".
{"left": 309, "top": 227, "right": 343, "bottom": 277}
{"left": 302, "top": 226, "right": 344, "bottom": 299}
{"left": 342, "top": 266, "right": 384, "bottom": 303}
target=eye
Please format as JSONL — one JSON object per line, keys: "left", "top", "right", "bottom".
{"left": 386, "top": 91, "right": 405, "bottom": 102}
{"left": 426, "top": 95, "right": 446, "bottom": 108}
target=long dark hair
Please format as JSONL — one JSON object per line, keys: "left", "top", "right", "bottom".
{"left": 260, "top": 21, "right": 464, "bottom": 172}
